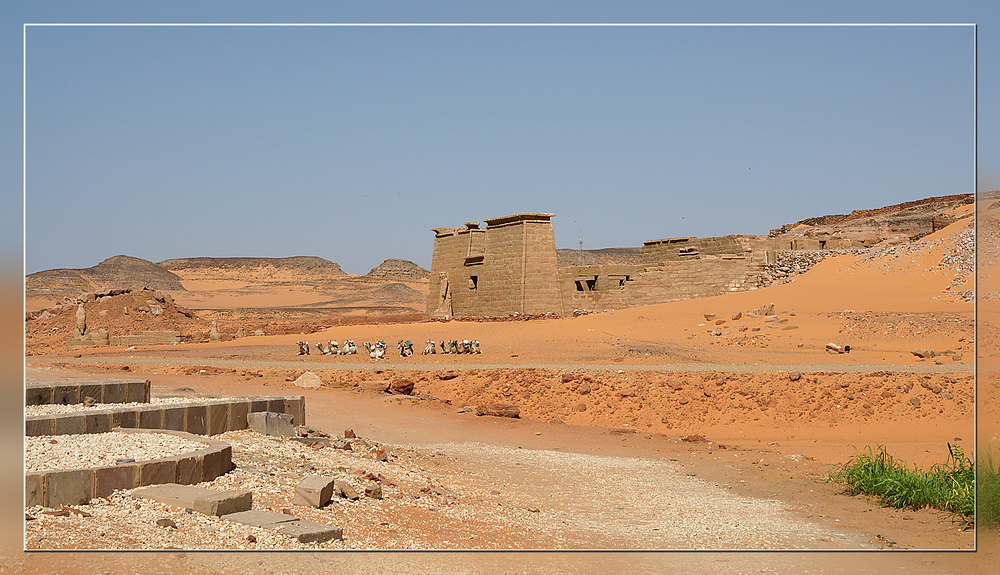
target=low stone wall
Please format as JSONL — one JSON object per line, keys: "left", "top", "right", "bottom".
{"left": 25, "top": 396, "right": 306, "bottom": 437}
{"left": 26, "top": 380, "right": 151, "bottom": 406}
{"left": 25, "top": 428, "right": 232, "bottom": 508}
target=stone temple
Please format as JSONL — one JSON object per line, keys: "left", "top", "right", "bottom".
{"left": 427, "top": 203, "right": 964, "bottom": 319}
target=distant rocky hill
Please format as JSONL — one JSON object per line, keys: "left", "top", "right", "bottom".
{"left": 771, "top": 193, "right": 973, "bottom": 239}
{"left": 556, "top": 247, "right": 643, "bottom": 268}
{"left": 158, "top": 256, "right": 346, "bottom": 279}
{"left": 26, "top": 255, "right": 185, "bottom": 307}
{"left": 365, "top": 259, "right": 430, "bottom": 281}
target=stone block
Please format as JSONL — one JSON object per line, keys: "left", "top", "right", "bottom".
{"left": 85, "top": 410, "right": 113, "bottom": 434}
{"left": 80, "top": 383, "right": 103, "bottom": 404}
{"left": 25, "top": 472, "right": 45, "bottom": 507}
{"left": 201, "top": 447, "right": 229, "bottom": 480}
{"left": 219, "top": 444, "right": 232, "bottom": 473}
{"left": 48, "top": 469, "right": 93, "bottom": 506}
{"left": 293, "top": 475, "right": 336, "bottom": 508}
{"left": 206, "top": 402, "right": 229, "bottom": 436}
{"left": 194, "top": 490, "right": 252, "bottom": 516}
{"left": 102, "top": 382, "right": 127, "bottom": 404}
{"left": 267, "top": 398, "right": 286, "bottom": 414}
{"left": 138, "top": 407, "right": 163, "bottom": 429}
{"left": 163, "top": 406, "right": 186, "bottom": 431}
{"left": 275, "top": 520, "right": 344, "bottom": 543}
{"left": 112, "top": 408, "right": 139, "bottom": 429}
{"left": 25, "top": 385, "right": 52, "bottom": 406}
{"left": 174, "top": 453, "right": 204, "bottom": 485}
{"left": 284, "top": 396, "right": 305, "bottom": 425}
{"left": 54, "top": 414, "right": 86, "bottom": 435}
{"left": 52, "top": 384, "right": 80, "bottom": 405}
{"left": 228, "top": 400, "right": 250, "bottom": 431}
{"left": 126, "top": 380, "right": 150, "bottom": 403}
{"left": 140, "top": 458, "right": 178, "bottom": 486}
{"left": 133, "top": 483, "right": 251, "bottom": 516}
{"left": 94, "top": 464, "right": 139, "bottom": 498}
{"left": 250, "top": 399, "right": 269, "bottom": 414}
{"left": 222, "top": 509, "right": 298, "bottom": 528}
{"left": 247, "top": 411, "right": 296, "bottom": 437}
{"left": 25, "top": 416, "right": 54, "bottom": 437}
{"left": 186, "top": 404, "right": 208, "bottom": 435}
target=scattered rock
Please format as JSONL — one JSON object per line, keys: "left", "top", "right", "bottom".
{"left": 476, "top": 403, "right": 520, "bottom": 418}
{"left": 344, "top": 429, "right": 356, "bottom": 439}
{"left": 789, "top": 372, "right": 802, "bottom": 381}
{"left": 577, "top": 382, "right": 591, "bottom": 395}
{"left": 437, "top": 370, "right": 459, "bottom": 381}
{"left": 389, "top": 378, "right": 415, "bottom": 395}
{"left": 156, "top": 518, "right": 178, "bottom": 529}
{"left": 335, "top": 480, "right": 360, "bottom": 501}
{"left": 681, "top": 434, "right": 708, "bottom": 443}
{"left": 365, "top": 485, "right": 383, "bottom": 499}
{"left": 909, "top": 397, "right": 921, "bottom": 406}
{"left": 732, "top": 311, "right": 743, "bottom": 321}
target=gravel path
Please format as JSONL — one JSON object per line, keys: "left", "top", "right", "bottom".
{"left": 25, "top": 396, "right": 239, "bottom": 417}
{"left": 25, "top": 431, "right": 207, "bottom": 473}
{"left": 24, "top": 430, "right": 872, "bottom": 550}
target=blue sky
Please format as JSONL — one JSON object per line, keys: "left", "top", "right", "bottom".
{"left": 6, "top": 3, "right": 997, "bottom": 276}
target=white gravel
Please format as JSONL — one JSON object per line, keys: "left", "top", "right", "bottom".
{"left": 25, "top": 397, "right": 239, "bottom": 417}
{"left": 25, "top": 431, "right": 208, "bottom": 473}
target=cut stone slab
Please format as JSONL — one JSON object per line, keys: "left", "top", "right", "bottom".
{"left": 247, "top": 411, "right": 296, "bottom": 437}
{"left": 293, "top": 475, "right": 336, "bottom": 508}
{"left": 132, "top": 483, "right": 252, "bottom": 517}
{"left": 275, "top": 520, "right": 343, "bottom": 543}
{"left": 222, "top": 509, "right": 299, "bottom": 528}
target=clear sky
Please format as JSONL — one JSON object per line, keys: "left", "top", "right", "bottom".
{"left": 8, "top": 2, "right": 998, "bottom": 276}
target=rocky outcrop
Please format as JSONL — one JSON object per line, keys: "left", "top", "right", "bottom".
{"left": 365, "top": 259, "right": 430, "bottom": 281}
{"left": 27, "top": 255, "right": 186, "bottom": 305}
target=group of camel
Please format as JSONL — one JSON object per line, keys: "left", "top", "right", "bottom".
{"left": 295, "top": 338, "right": 482, "bottom": 359}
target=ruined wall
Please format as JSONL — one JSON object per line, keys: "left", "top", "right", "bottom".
{"left": 561, "top": 256, "right": 763, "bottom": 313}
{"left": 640, "top": 234, "right": 757, "bottom": 266}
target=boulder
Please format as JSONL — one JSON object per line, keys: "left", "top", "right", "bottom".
{"left": 293, "top": 372, "right": 324, "bottom": 389}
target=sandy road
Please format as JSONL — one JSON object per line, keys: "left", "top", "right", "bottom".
{"left": 25, "top": 355, "right": 974, "bottom": 373}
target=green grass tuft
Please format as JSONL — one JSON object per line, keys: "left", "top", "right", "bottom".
{"left": 829, "top": 444, "right": 975, "bottom": 524}
{"left": 978, "top": 448, "right": 1000, "bottom": 530}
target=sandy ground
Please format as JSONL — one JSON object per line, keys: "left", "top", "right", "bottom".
{"left": 13, "top": 212, "right": 1000, "bottom": 572}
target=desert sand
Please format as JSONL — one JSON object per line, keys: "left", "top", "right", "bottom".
{"left": 17, "top": 200, "right": 1000, "bottom": 572}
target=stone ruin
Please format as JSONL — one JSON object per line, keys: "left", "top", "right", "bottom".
{"left": 426, "top": 202, "right": 970, "bottom": 318}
